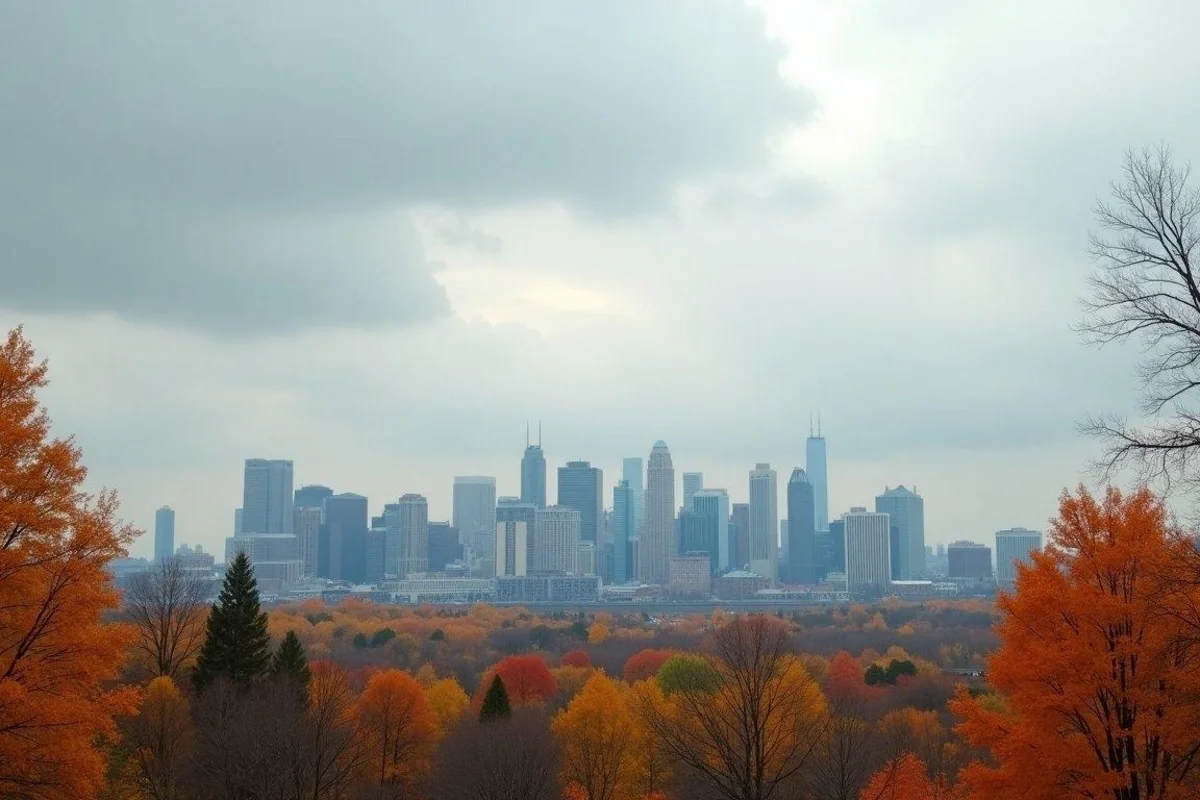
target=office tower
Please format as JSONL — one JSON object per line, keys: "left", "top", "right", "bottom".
{"left": 622, "top": 457, "right": 645, "bottom": 538}
{"left": 294, "top": 484, "right": 333, "bottom": 511}
{"left": 520, "top": 425, "right": 547, "bottom": 509}
{"left": 748, "top": 463, "right": 778, "bottom": 581}
{"left": 844, "top": 508, "right": 891, "bottom": 589}
{"left": 875, "top": 486, "right": 925, "bottom": 579}
{"left": 814, "top": 530, "right": 833, "bottom": 579}
{"left": 495, "top": 516, "right": 530, "bottom": 577}
{"left": 577, "top": 541, "right": 596, "bottom": 576}
{"left": 383, "top": 494, "right": 428, "bottom": 578}
{"left": 995, "top": 528, "right": 1042, "bottom": 585}
{"left": 786, "top": 468, "right": 817, "bottom": 585}
{"left": 828, "top": 519, "right": 846, "bottom": 572}
{"left": 497, "top": 498, "right": 537, "bottom": 576}
{"left": 323, "top": 493, "right": 368, "bottom": 583}
{"left": 779, "top": 521, "right": 789, "bottom": 575}
{"left": 234, "top": 508, "right": 243, "bottom": 536}
{"left": 153, "top": 506, "right": 175, "bottom": 563}
{"left": 693, "top": 489, "right": 730, "bottom": 571}
{"left": 612, "top": 480, "right": 637, "bottom": 583}
{"left": 682, "top": 472, "right": 703, "bottom": 512}
{"left": 224, "top": 530, "right": 302, "bottom": 589}
{"left": 535, "top": 506, "right": 582, "bottom": 574}
{"left": 365, "top": 524, "right": 387, "bottom": 583}
{"left": 730, "top": 503, "right": 750, "bottom": 569}
{"left": 638, "top": 442, "right": 675, "bottom": 585}
{"left": 679, "top": 509, "right": 719, "bottom": 576}
{"left": 948, "top": 541, "right": 992, "bottom": 579}
{"left": 427, "top": 522, "right": 462, "bottom": 572}
{"left": 557, "top": 461, "right": 603, "bottom": 544}
{"left": 806, "top": 419, "right": 829, "bottom": 532}
{"left": 293, "top": 506, "right": 321, "bottom": 577}
{"left": 453, "top": 476, "right": 497, "bottom": 568}
{"left": 936, "top": 543, "right": 946, "bottom": 558}
{"left": 242, "top": 459, "right": 294, "bottom": 535}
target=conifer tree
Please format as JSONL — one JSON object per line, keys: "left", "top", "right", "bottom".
{"left": 479, "top": 674, "right": 512, "bottom": 722}
{"left": 192, "top": 552, "right": 271, "bottom": 692}
{"left": 271, "top": 629, "right": 312, "bottom": 688}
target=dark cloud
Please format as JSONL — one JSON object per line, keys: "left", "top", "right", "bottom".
{"left": 0, "top": 1, "right": 810, "bottom": 335}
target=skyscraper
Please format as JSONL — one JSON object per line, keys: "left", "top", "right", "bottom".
{"left": 730, "top": 503, "right": 750, "bottom": 570}
{"left": 786, "top": 468, "right": 817, "bottom": 585}
{"left": 520, "top": 425, "right": 547, "bottom": 509}
{"left": 679, "top": 509, "right": 719, "bottom": 576}
{"left": 534, "top": 506, "right": 581, "bottom": 574}
{"left": 495, "top": 514, "right": 530, "bottom": 577}
{"left": 875, "top": 486, "right": 925, "bottom": 579}
{"left": 323, "top": 493, "right": 368, "bottom": 582}
{"left": 622, "top": 457, "right": 645, "bottom": 540}
{"left": 385, "top": 494, "right": 428, "bottom": 578}
{"left": 242, "top": 459, "right": 294, "bottom": 535}
{"left": 612, "top": 480, "right": 637, "bottom": 583}
{"left": 844, "top": 508, "right": 891, "bottom": 589}
{"left": 497, "top": 498, "right": 537, "bottom": 575}
{"left": 748, "top": 463, "right": 778, "bottom": 581}
{"left": 693, "top": 489, "right": 730, "bottom": 572}
{"left": 427, "top": 522, "right": 462, "bottom": 572}
{"left": 294, "top": 484, "right": 333, "bottom": 512}
{"left": 453, "top": 476, "right": 497, "bottom": 571}
{"left": 805, "top": 420, "right": 829, "bottom": 532}
{"left": 557, "top": 461, "right": 603, "bottom": 544}
{"left": 682, "top": 472, "right": 703, "bottom": 512}
{"left": 948, "top": 541, "right": 992, "bottom": 579}
{"left": 828, "top": 519, "right": 846, "bottom": 573}
{"left": 995, "top": 528, "right": 1042, "bottom": 585}
{"left": 293, "top": 506, "right": 321, "bottom": 577}
{"left": 154, "top": 506, "right": 175, "bottom": 563}
{"left": 638, "top": 442, "right": 675, "bottom": 585}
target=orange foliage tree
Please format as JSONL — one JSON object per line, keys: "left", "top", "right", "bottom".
{"left": 953, "top": 486, "right": 1200, "bottom": 799}
{"left": 622, "top": 649, "right": 675, "bottom": 683}
{"left": 562, "top": 649, "right": 591, "bottom": 668}
{"left": 480, "top": 654, "right": 556, "bottom": 706}
{"left": 860, "top": 754, "right": 950, "bottom": 800}
{"left": 0, "top": 328, "right": 138, "bottom": 799}
{"left": 356, "top": 668, "right": 438, "bottom": 791}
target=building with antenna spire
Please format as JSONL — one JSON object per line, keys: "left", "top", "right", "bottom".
{"left": 805, "top": 414, "right": 829, "bottom": 533}
{"left": 520, "top": 422, "right": 546, "bottom": 509}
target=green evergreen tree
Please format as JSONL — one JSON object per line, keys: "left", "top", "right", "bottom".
{"left": 271, "top": 629, "right": 312, "bottom": 687}
{"left": 192, "top": 552, "right": 271, "bottom": 692}
{"left": 479, "top": 674, "right": 512, "bottom": 722}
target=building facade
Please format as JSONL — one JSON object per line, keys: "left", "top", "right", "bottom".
{"left": 453, "top": 476, "right": 497, "bottom": 573}
{"left": 786, "top": 468, "right": 817, "bottom": 585}
{"left": 534, "top": 506, "right": 582, "bottom": 574}
{"left": 385, "top": 494, "right": 428, "bottom": 578}
{"left": 682, "top": 472, "right": 703, "bottom": 512}
{"left": 622, "top": 457, "right": 645, "bottom": 539}
{"left": 805, "top": 426, "right": 829, "bottom": 532}
{"left": 427, "top": 522, "right": 462, "bottom": 573}
{"left": 948, "top": 540, "right": 992, "bottom": 579}
{"left": 293, "top": 506, "right": 321, "bottom": 577}
{"left": 692, "top": 489, "right": 730, "bottom": 572}
{"left": 293, "top": 484, "right": 332, "bottom": 512}
{"left": 612, "top": 480, "right": 637, "bottom": 583}
{"left": 557, "top": 461, "right": 603, "bottom": 545}
{"left": 495, "top": 518, "right": 529, "bottom": 577}
{"left": 154, "top": 506, "right": 175, "bottom": 563}
{"left": 749, "top": 463, "right": 779, "bottom": 581}
{"left": 242, "top": 459, "right": 294, "bottom": 536}
{"left": 669, "top": 553, "right": 712, "bottom": 597}
{"left": 875, "top": 485, "right": 925, "bottom": 579}
{"left": 520, "top": 437, "right": 547, "bottom": 509}
{"left": 323, "top": 492, "right": 368, "bottom": 582}
{"left": 679, "top": 509, "right": 719, "bottom": 576}
{"left": 638, "top": 441, "right": 675, "bottom": 585}
{"left": 995, "top": 527, "right": 1042, "bottom": 585}
{"left": 844, "top": 508, "right": 891, "bottom": 590}
{"left": 730, "top": 503, "right": 750, "bottom": 570}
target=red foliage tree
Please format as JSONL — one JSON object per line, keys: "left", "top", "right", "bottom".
{"left": 826, "top": 650, "right": 871, "bottom": 703}
{"left": 561, "top": 650, "right": 591, "bottom": 669}
{"left": 622, "top": 649, "right": 675, "bottom": 683}
{"left": 479, "top": 655, "right": 556, "bottom": 707}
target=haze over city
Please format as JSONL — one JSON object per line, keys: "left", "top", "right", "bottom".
{"left": 6, "top": 0, "right": 1192, "bottom": 556}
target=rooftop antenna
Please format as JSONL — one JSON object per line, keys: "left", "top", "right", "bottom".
{"left": 817, "top": 411, "right": 822, "bottom": 438}
{"left": 809, "top": 411, "right": 814, "bottom": 437}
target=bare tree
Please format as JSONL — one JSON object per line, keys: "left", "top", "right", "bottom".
{"left": 429, "top": 708, "right": 561, "bottom": 800}
{"left": 125, "top": 557, "right": 210, "bottom": 679}
{"left": 636, "top": 615, "right": 828, "bottom": 800}
{"left": 807, "top": 697, "right": 878, "bottom": 800}
{"left": 1079, "top": 145, "right": 1200, "bottom": 494}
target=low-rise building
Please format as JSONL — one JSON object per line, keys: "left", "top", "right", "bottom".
{"left": 668, "top": 553, "right": 712, "bottom": 597}
{"left": 714, "top": 570, "right": 769, "bottom": 600}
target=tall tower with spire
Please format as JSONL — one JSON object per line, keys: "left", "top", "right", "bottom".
{"left": 520, "top": 423, "right": 546, "bottom": 509}
{"left": 638, "top": 441, "right": 675, "bottom": 585}
{"left": 805, "top": 414, "right": 829, "bottom": 532}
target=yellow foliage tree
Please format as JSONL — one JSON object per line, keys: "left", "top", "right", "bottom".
{"left": 587, "top": 622, "right": 610, "bottom": 645}
{"left": 424, "top": 676, "right": 469, "bottom": 732}
{"left": 553, "top": 674, "right": 644, "bottom": 800}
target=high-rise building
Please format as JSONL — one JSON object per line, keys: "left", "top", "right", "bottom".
{"left": 786, "top": 469, "right": 817, "bottom": 585}
{"left": 293, "top": 506, "right": 321, "bottom": 577}
{"left": 520, "top": 425, "right": 547, "bottom": 509}
{"left": 622, "top": 457, "right": 645, "bottom": 540}
{"left": 577, "top": 541, "right": 596, "bottom": 576}
{"left": 638, "top": 442, "right": 675, "bottom": 585}
{"left": 365, "top": 524, "right": 387, "bottom": 583}
{"left": 828, "top": 519, "right": 846, "bottom": 573}
{"left": 242, "top": 459, "right": 294, "bottom": 535}
{"left": 534, "top": 506, "right": 581, "bottom": 574}
{"left": 427, "top": 522, "right": 462, "bottom": 572}
{"left": 234, "top": 508, "right": 243, "bottom": 536}
{"left": 154, "top": 506, "right": 175, "bottom": 563}
{"left": 294, "top": 484, "right": 333, "bottom": 511}
{"left": 611, "top": 480, "right": 637, "bottom": 584}
{"left": 323, "top": 493, "right": 368, "bottom": 582}
{"left": 730, "top": 503, "right": 750, "bottom": 569}
{"left": 682, "top": 472, "right": 703, "bottom": 512}
{"left": 693, "top": 489, "right": 730, "bottom": 572}
{"left": 383, "top": 494, "right": 428, "bottom": 578}
{"left": 495, "top": 516, "right": 530, "bottom": 577}
{"left": 995, "top": 528, "right": 1042, "bottom": 585}
{"left": 557, "top": 461, "right": 603, "bottom": 545}
{"left": 497, "top": 498, "right": 537, "bottom": 576}
{"left": 844, "top": 508, "right": 891, "bottom": 589}
{"left": 875, "top": 486, "right": 925, "bottom": 579}
{"left": 948, "top": 541, "right": 992, "bottom": 579}
{"left": 679, "top": 509, "right": 719, "bottom": 575}
{"left": 806, "top": 421, "right": 829, "bottom": 532}
{"left": 669, "top": 553, "right": 712, "bottom": 597}
{"left": 453, "top": 476, "right": 497, "bottom": 569}
{"left": 748, "top": 463, "right": 778, "bottom": 581}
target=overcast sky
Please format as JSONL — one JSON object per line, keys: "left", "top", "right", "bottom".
{"left": 4, "top": 0, "right": 1193, "bottom": 557}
